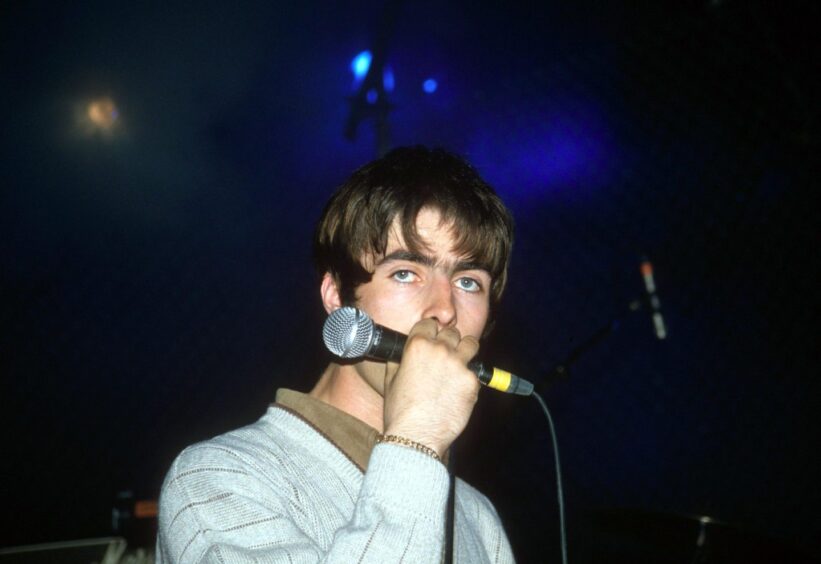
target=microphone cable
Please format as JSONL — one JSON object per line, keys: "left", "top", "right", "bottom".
{"left": 532, "top": 390, "right": 567, "bottom": 564}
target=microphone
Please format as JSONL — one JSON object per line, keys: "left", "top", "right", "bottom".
{"left": 323, "top": 306, "right": 534, "bottom": 396}
{"left": 640, "top": 259, "right": 667, "bottom": 340}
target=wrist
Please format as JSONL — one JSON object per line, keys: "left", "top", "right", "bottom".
{"left": 376, "top": 434, "right": 442, "bottom": 462}
{"left": 381, "top": 421, "right": 448, "bottom": 458}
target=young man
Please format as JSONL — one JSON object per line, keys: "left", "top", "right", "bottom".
{"left": 157, "top": 146, "right": 516, "bottom": 563}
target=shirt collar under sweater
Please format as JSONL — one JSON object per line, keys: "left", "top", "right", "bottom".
{"left": 274, "top": 388, "right": 380, "bottom": 473}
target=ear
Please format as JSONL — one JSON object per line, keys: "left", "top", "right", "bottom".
{"left": 320, "top": 272, "right": 343, "bottom": 314}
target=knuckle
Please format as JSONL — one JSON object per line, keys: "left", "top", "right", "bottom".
{"left": 441, "top": 327, "right": 461, "bottom": 339}
{"left": 461, "top": 335, "right": 479, "bottom": 348}
{"left": 458, "top": 339, "right": 480, "bottom": 360}
{"left": 408, "top": 319, "right": 435, "bottom": 337}
{"left": 416, "top": 318, "right": 437, "bottom": 330}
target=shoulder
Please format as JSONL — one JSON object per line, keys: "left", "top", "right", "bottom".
{"left": 157, "top": 407, "right": 314, "bottom": 537}
{"left": 163, "top": 406, "right": 316, "bottom": 483}
{"left": 156, "top": 407, "right": 322, "bottom": 562}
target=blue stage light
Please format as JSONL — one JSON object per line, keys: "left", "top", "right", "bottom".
{"left": 383, "top": 66, "right": 395, "bottom": 92}
{"left": 423, "top": 78, "right": 438, "bottom": 93}
{"left": 366, "top": 89, "right": 378, "bottom": 104}
{"left": 351, "top": 51, "right": 372, "bottom": 80}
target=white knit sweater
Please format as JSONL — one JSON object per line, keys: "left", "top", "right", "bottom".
{"left": 156, "top": 405, "right": 515, "bottom": 563}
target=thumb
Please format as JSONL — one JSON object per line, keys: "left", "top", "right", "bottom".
{"left": 384, "top": 359, "right": 400, "bottom": 390}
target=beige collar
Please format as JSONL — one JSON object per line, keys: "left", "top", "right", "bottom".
{"left": 275, "top": 388, "right": 381, "bottom": 473}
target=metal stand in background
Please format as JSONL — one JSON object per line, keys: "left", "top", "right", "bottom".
{"left": 544, "top": 318, "right": 620, "bottom": 385}
{"left": 344, "top": 1, "right": 403, "bottom": 157}
{"left": 543, "top": 258, "right": 666, "bottom": 387}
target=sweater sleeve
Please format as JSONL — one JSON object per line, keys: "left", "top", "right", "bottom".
{"left": 156, "top": 441, "right": 451, "bottom": 563}
{"left": 455, "top": 480, "right": 516, "bottom": 564}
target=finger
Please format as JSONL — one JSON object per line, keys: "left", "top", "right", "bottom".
{"left": 407, "top": 318, "right": 438, "bottom": 340}
{"left": 436, "top": 326, "right": 461, "bottom": 349}
{"left": 455, "top": 335, "right": 480, "bottom": 364}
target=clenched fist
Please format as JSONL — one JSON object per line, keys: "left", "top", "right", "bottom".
{"left": 382, "top": 318, "right": 481, "bottom": 458}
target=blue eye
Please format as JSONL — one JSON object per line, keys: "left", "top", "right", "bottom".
{"left": 392, "top": 270, "right": 415, "bottom": 283}
{"left": 456, "top": 277, "right": 482, "bottom": 292}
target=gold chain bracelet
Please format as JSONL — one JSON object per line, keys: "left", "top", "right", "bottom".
{"left": 376, "top": 434, "right": 441, "bottom": 462}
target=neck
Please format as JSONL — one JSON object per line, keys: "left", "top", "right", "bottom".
{"left": 309, "top": 362, "right": 385, "bottom": 432}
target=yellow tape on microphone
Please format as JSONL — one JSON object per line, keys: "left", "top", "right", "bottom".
{"left": 487, "top": 367, "right": 512, "bottom": 393}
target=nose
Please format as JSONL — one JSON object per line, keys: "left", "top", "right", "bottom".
{"left": 422, "top": 273, "right": 457, "bottom": 329}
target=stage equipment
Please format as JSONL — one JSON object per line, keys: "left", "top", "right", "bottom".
{"left": 351, "top": 51, "right": 372, "bottom": 80}
{"left": 0, "top": 537, "right": 126, "bottom": 564}
{"left": 545, "top": 257, "right": 669, "bottom": 385}
{"left": 592, "top": 508, "right": 819, "bottom": 563}
{"left": 343, "top": 1, "right": 402, "bottom": 156}
{"left": 112, "top": 491, "right": 158, "bottom": 552}
{"left": 640, "top": 258, "right": 667, "bottom": 339}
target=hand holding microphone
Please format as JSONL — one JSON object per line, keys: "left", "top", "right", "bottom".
{"left": 382, "top": 319, "right": 481, "bottom": 457}
{"left": 323, "top": 307, "right": 534, "bottom": 457}
{"left": 323, "top": 307, "right": 534, "bottom": 395}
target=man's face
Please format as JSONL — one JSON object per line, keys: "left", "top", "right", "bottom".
{"left": 351, "top": 207, "right": 491, "bottom": 395}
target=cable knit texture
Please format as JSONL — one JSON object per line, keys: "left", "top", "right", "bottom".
{"left": 157, "top": 405, "right": 514, "bottom": 563}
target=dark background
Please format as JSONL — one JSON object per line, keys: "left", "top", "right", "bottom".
{"left": 1, "top": 1, "right": 818, "bottom": 562}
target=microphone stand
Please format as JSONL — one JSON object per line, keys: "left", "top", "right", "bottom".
{"left": 543, "top": 296, "right": 653, "bottom": 386}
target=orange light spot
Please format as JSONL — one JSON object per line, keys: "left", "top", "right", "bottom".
{"left": 87, "top": 97, "right": 118, "bottom": 129}
{"left": 134, "top": 499, "right": 158, "bottom": 518}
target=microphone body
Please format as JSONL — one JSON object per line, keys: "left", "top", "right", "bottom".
{"left": 323, "top": 307, "right": 534, "bottom": 396}
{"left": 640, "top": 260, "right": 667, "bottom": 340}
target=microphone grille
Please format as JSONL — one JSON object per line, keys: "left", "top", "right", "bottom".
{"left": 322, "top": 306, "right": 374, "bottom": 358}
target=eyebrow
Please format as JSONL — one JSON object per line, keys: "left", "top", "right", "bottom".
{"left": 377, "top": 250, "right": 488, "bottom": 273}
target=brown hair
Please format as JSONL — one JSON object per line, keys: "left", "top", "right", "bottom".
{"left": 313, "top": 146, "right": 514, "bottom": 320}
